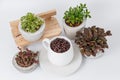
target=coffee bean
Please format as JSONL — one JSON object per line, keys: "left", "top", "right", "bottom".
{"left": 50, "top": 38, "right": 70, "bottom": 53}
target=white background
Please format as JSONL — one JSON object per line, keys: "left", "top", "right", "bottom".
{"left": 0, "top": 0, "right": 120, "bottom": 80}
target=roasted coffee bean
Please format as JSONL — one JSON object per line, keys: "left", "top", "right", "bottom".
{"left": 50, "top": 38, "right": 70, "bottom": 53}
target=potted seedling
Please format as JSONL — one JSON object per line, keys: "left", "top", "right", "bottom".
{"left": 75, "top": 26, "right": 112, "bottom": 58}
{"left": 63, "top": 3, "right": 91, "bottom": 39}
{"left": 13, "top": 48, "right": 39, "bottom": 73}
{"left": 18, "top": 12, "right": 45, "bottom": 42}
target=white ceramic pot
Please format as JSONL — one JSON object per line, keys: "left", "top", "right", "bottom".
{"left": 18, "top": 18, "right": 45, "bottom": 42}
{"left": 42, "top": 36, "right": 74, "bottom": 66}
{"left": 12, "top": 53, "right": 39, "bottom": 73}
{"left": 63, "top": 19, "right": 86, "bottom": 40}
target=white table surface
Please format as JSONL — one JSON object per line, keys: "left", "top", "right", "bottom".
{"left": 0, "top": 0, "right": 120, "bottom": 80}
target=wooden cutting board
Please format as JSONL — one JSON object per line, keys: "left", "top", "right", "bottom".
{"left": 9, "top": 9, "right": 62, "bottom": 49}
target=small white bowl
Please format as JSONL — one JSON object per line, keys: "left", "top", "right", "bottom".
{"left": 18, "top": 18, "right": 45, "bottom": 42}
{"left": 12, "top": 53, "right": 39, "bottom": 73}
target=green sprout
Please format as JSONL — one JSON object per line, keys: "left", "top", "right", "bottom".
{"left": 63, "top": 3, "right": 91, "bottom": 27}
{"left": 20, "top": 12, "right": 44, "bottom": 33}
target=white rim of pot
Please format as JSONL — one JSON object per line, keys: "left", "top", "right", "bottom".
{"left": 19, "top": 17, "right": 45, "bottom": 36}
{"left": 12, "top": 53, "right": 39, "bottom": 73}
{"left": 63, "top": 19, "right": 86, "bottom": 29}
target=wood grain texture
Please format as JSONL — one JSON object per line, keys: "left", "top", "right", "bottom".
{"left": 9, "top": 10, "right": 61, "bottom": 48}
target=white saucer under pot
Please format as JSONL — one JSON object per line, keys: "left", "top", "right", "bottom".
{"left": 40, "top": 42, "right": 82, "bottom": 76}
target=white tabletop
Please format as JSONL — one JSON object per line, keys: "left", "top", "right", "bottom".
{"left": 0, "top": 0, "right": 120, "bottom": 80}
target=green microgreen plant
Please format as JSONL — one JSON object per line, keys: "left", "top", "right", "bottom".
{"left": 20, "top": 12, "right": 44, "bottom": 33}
{"left": 63, "top": 3, "right": 91, "bottom": 27}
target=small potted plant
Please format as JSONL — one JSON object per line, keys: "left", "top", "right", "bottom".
{"left": 18, "top": 12, "right": 45, "bottom": 42}
{"left": 63, "top": 3, "right": 91, "bottom": 39}
{"left": 75, "top": 26, "right": 112, "bottom": 58}
{"left": 13, "top": 48, "right": 39, "bottom": 73}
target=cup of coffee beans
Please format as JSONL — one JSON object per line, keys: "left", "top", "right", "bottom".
{"left": 42, "top": 36, "right": 74, "bottom": 66}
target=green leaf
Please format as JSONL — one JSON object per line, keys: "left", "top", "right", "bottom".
{"left": 63, "top": 3, "right": 91, "bottom": 27}
{"left": 20, "top": 12, "right": 44, "bottom": 33}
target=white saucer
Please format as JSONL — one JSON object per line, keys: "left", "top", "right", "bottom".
{"left": 40, "top": 42, "right": 82, "bottom": 76}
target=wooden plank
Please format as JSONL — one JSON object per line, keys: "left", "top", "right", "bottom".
{"left": 37, "top": 9, "right": 56, "bottom": 19}
{"left": 10, "top": 9, "right": 56, "bottom": 28}
{"left": 9, "top": 10, "right": 61, "bottom": 48}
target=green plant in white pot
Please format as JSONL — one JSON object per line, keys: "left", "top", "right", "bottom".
{"left": 19, "top": 12, "right": 45, "bottom": 42}
{"left": 63, "top": 3, "right": 91, "bottom": 39}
